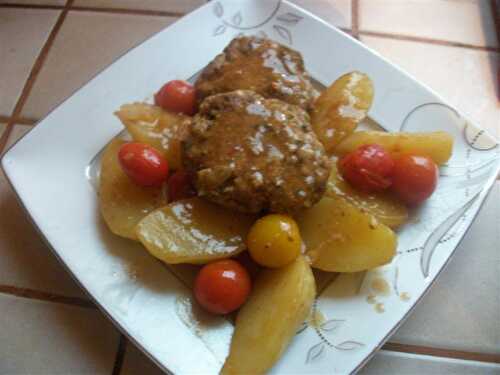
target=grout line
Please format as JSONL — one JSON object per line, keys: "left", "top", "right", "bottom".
{"left": 358, "top": 30, "right": 500, "bottom": 53}
{"left": 0, "top": 3, "right": 64, "bottom": 10}
{"left": 351, "top": 0, "right": 359, "bottom": 39}
{"left": 69, "top": 6, "right": 184, "bottom": 18}
{"left": 12, "top": 117, "right": 38, "bottom": 126}
{"left": 0, "top": 125, "right": 14, "bottom": 154}
{"left": 2, "top": 0, "right": 498, "bottom": 364}
{"left": 0, "top": 115, "right": 38, "bottom": 126}
{"left": 0, "top": 285, "right": 95, "bottom": 309}
{"left": 1, "top": 3, "right": 498, "bottom": 52}
{"left": 111, "top": 334, "right": 128, "bottom": 375}
{"left": 0, "top": 0, "right": 72, "bottom": 154}
{"left": 491, "top": 0, "right": 500, "bottom": 43}
{"left": 383, "top": 342, "right": 500, "bottom": 364}
{"left": 490, "top": 0, "right": 500, "bottom": 101}
{"left": 0, "top": 3, "right": 184, "bottom": 17}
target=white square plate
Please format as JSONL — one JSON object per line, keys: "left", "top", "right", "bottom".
{"left": 2, "top": 1, "right": 499, "bottom": 374}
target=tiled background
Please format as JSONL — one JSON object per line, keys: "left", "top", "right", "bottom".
{"left": 0, "top": 0, "right": 499, "bottom": 374}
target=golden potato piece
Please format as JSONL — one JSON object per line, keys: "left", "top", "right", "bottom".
{"left": 311, "top": 71, "right": 374, "bottom": 153}
{"left": 99, "top": 139, "right": 165, "bottom": 240}
{"left": 136, "top": 198, "right": 255, "bottom": 264}
{"left": 221, "top": 256, "right": 315, "bottom": 375}
{"left": 335, "top": 130, "right": 453, "bottom": 165}
{"left": 296, "top": 197, "right": 397, "bottom": 272}
{"left": 326, "top": 163, "right": 408, "bottom": 228}
{"left": 115, "top": 103, "right": 189, "bottom": 170}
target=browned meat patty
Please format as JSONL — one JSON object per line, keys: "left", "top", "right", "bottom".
{"left": 183, "top": 90, "right": 331, "bottom": 214}
{"left": 195, "top": 36, "right": 319, "bottom": 112}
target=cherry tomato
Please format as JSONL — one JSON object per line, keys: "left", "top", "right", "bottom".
{"left": 118, "top": 142, "right": 169, "bottom": 187}
{"left": 167, "top": 170, "right": 196, "bottom": 202}
{"left": 339, "top": 144, "right": 395, "bottom": 192}
{"left": 194, "top": 260, "right": 251, "bottom": 315}
{"left": 247, "top": 214, "right": 301, "bottom": 268}
{"left": 391, "top": 154, "right": 438, "bottom": 205}
{"left": 154, "top": 80, "right": 196, "bottom": 116}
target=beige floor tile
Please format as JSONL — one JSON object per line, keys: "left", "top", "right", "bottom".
{"left": 361, "top": 36, "right": 500, "bottom": 138}
{"left": 289, "top": 0, "right": 352, "bottom": 28}
{"left": 120, "top": 341, "right": 164, "bottom": 375}
{"left": 21, "top": 11, "right": 178, "bottom": 119}
{"left": 0, "top": 8, "right": 60, "bottom": 116}
{"left": 359, "top": 0, "right": 498, "bottom": 48}
{"left": 0, "top": 294, "right": 119, "bottom": 374}
{"left": 392, "top": 183, "right": 500, "bottom": 354}
{"left": 0, "top": 126, "right": 87, "bottom": 298}
{"left": 73, "top": 1, "right": 353, "bottom": 28}
{"left": 6, "top": 0, "right": 66, "bottom": 5}
{"left": 73, "top": 0, "right": 205, "bottom": 13}
{"left": 360, "top": 350, "right": 500, "bottom": 375}
{"left": 5, "top": 0, "right": 66, "bottom": 5}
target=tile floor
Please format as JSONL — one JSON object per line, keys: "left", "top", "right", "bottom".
{"left": 72, "top": 0, "right": 206, "bottom": 14}
{"left": 358, "top": 351, "right": 500, "bottom": 375}
{"left": 22, "top": 11, "right": 178, "bottom": 119}
{"left": 0, "top": 1, "right": 499, "bottom": 374}
{"left": 0, "top": 294, "right": 119, "bottom": 374}
{"left": 358, "top": 0, "right": 499, "bottom": 49}
{"left": 291, "top": 0, "right": 352, "bottom": 28}
{"left": 0, "top": 7, "right": 60, "bottom": 116}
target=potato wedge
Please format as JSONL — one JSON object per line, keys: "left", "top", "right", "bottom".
{"left": 335, "top": 130, "right": 453, "bottom": 165}
{"left": 311, "top": 71, "right": 374, "bottom": 153}
{"left": 99, "top": 139, "right": 165, "bottom": 240}
{"left": 136, "top": 198, "right": 255, "bottom": 264}
{"left": 326, "top": 163, "right": 408, "bottom": 228}
{"left": 115, "top": 103, "right": 189, "bottom": 170}
{"left": 221, "top": 256, "right": 315, "bottom": 375}
{"left": 296, "top": 197, "right": 397, "bottom": 272}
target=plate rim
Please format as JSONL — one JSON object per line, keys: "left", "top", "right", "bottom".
{"left": 1, "top": 1, "right": 499, "bottom": 374}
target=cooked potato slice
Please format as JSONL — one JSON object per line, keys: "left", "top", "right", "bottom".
{"left": 136, "top": 198, "right": 255, "bottom": 264}
{"left": 221, "top": 256, "right": 315, "bottom": 375}
{"left": 99, "top": 138, "right": 165, "bottom": 240}
{"left": 296, "top": 197, "right": 397, "bottom": 272}
{"left": 335, "top": 130, "right": 453, "bottom": 165}
{"left": 311, "top": 71, "right": 374, "bottom": 153}
{"left": 326, "top": 164, "right": 408, "bottom": 228}
{"left": 115, "top": 103, "right": 189, "bottom": 170}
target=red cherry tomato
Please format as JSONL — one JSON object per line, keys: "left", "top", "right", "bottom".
{"left": 118, "top": 142, "right": 169, "bottom": 187}
{"left": 339, "top": 144, "right": 395, "bottom": 192}
{"left": 154, "top": 80, "right": 196, "bottom": 116}
{"left": 391, "top": 154, "right": 438, "bottom": 205}
{"left": 194, "top": 260, "right": 251, "bottom": 315}
{"left": 168, "top": 170, "right": 196, "bottom": 202}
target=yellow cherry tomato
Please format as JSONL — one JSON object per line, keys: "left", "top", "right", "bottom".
{"left": 247, "top": 214, "right": 301, "bottom": 268}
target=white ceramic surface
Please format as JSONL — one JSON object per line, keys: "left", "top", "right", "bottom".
{"left": 2, "top": 1, "right": 499, "bottom": 374}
